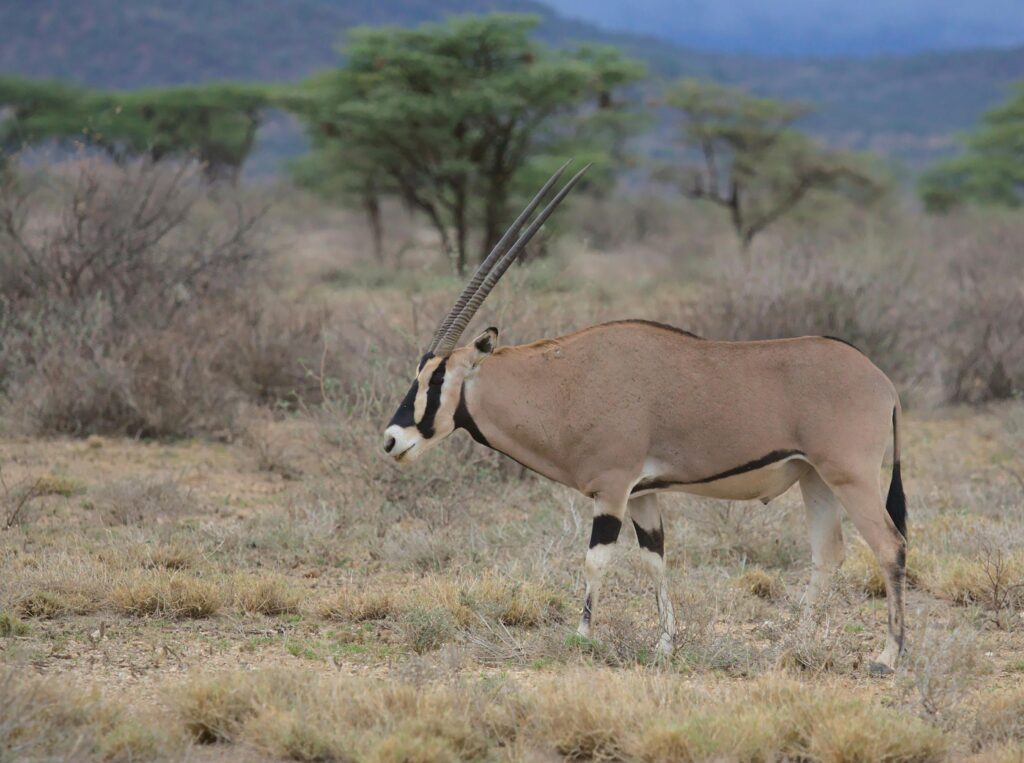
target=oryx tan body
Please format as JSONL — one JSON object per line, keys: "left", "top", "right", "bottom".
{"left": 464, "top": 321, "right": 898, "bottom": 503}
{"left": 383, "top": 164, "right": 908, "bottom": 673}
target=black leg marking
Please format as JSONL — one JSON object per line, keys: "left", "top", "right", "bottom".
{"left": 589, "top": 515, "right": 622, "bottom": 548}
{"left": 582, "top": 594, "right": 593, "bottom": 626}
{"left": 632, "top": 520, "right": 664, "bottom": 556}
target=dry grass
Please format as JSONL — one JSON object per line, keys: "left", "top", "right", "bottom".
{"left": 317, "top": 587, "right": 397, "bottom": 622}
{"left": 736, "top": 566, "right": 785, "bottom": 600}
{"left": 232, "top": 573, "right": 303, "bottom": 615}
{"left": 0, "top": 668, "right": 183, "bottom": 762}
{"left": 166, "top": 668, "right": 949, "bottom": 763}
{"left": 972, "top": 689, "right": 1024, "bottom": 752}
{"left": 112, "top": 571, "right": 223, "bottom": 618}
{"left": 90, "top": 478, "right": 195, "bottom": 526}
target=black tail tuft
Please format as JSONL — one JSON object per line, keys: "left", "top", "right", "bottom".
{"left": 886, "top": 461, "right": 907, "bottom": 541}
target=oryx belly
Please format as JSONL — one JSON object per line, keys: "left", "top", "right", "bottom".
{"left": 632, "top": 452, "right": 811, "bottom": 503}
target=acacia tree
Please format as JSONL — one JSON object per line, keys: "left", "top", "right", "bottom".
{"left": 919, "top": 84, "right": 1024, "bottom": 213}
{"left": 0, "top": 77, "right": 268, "bottom": 181}
{"left": 664, "top": 80, "right": 882, "bottom": 248}
{"left": 291, "top": 14, "right": 644, "bottom": 273}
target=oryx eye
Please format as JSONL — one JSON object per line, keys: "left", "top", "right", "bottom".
{"left": 428, "top": 367, "right": 445, "bottom": 387}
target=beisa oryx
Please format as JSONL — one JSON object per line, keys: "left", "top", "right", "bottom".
{"left": 383, "top": 162, "right": 908, "bottom": 673}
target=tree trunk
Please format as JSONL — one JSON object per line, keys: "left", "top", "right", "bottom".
{"left": 454, "top": 199, "right": 468, "bottom": 275}
{"left": 363, "top": 180, "right": 383, "bottom": 262}
{"left": 481, "top": 177, "right": 508, "bottom": 261}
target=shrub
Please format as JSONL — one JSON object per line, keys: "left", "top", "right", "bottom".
{"left": 317, "top": 588, "right": 396, "bottom": 622}
{"left": 233, "top": 574, "right": 303, "bottom": 616}
{"left": 395, "top": 607, "right": 455, "bottom": 654}
{"left": 0, "top": 158, "right": 265, "bottom": 437}
{"left": 92, "top": 478, "right": 195, "bottom": 526}
{"left": 112, "top": 571, "right": 223, "bottom": 618}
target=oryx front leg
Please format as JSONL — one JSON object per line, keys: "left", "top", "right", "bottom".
{"left": 577, "top": 494, "right": 627, "bottom": 640}
{"left": 629, "top": 494, "right": 675, "bottom": 655}
{"left": 799, "top": 469, "right": 845, "bottom": 608}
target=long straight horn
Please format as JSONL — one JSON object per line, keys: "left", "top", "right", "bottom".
{"left": 434, "top": 163, "right": 590, "bottom": 355}
{"left": 426, "top": 161, "right": 572, "bottom": 354}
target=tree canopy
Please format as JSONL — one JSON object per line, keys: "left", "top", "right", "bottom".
{"left": 663, "top": 79, "right": 884, "bottom": 247}
{"left": 919, "top": 83, "right": 1024, "bottom": 213}
{"left": 286, "top": 14, "right": 645, "bottom": 272}
{"left": 0, "top": 77, "right": 269, "bottom": 181}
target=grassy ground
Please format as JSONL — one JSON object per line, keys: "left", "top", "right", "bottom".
{"left": 2, "top": 402, "right": 1023, "bottom": 761}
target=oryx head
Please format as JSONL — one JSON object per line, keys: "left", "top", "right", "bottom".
{"left": 383, "top": 161, "right": 588, "bottom": 463}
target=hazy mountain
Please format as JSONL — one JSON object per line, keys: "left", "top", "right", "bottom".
{"left": 2, "top": 0, "right": 1023, "bottom": 164}
{"left": 542, "top": 0, "right": 1024, "bottom": 58}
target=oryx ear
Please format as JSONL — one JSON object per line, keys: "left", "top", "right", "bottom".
{"left": 471, "top": 327, "right": 498, "bottom": 357}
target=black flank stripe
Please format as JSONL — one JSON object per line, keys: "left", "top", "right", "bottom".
{"left": 416, "top": 358, "right": 448, "bottom": 438}
{"left": 630, "top": 449, "right": 805, "bottom": 495}
{"left": 632, "top": 521, "right": 665, "bottom": 556}
{"left": 589, "top": 515, "right": 622, "bottom": 548}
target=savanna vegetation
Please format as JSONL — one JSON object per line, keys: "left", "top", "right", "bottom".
{"left": 1, "top": 11, "right": 1023, "bottom": 763}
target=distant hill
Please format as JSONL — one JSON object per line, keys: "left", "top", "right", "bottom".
{"left": 2, "top": 0, "right": 1023, "bottom": 164}
{"left": 543, "top": 0, "right": 1024, "bottom": 58}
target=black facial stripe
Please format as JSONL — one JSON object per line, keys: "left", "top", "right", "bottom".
{"left": 589, "top": 514, "right": 622, "bottom": 548}
{"left": 417, "top": 352, "right": 434, "bottom": 372}
{"left": 454, "top": 382, "right": 490, "bottom": 446}
{"left": 387, "top": 379, "right": 418, "bottom": 428}
{"left": 416, "top": 357, "right": 448, "bottom": 438}
{"left": 632, "top": 520, "right": 664, "bottom": 556}
{"left": 630, "top": 449, "right": 806, "bottom": 494}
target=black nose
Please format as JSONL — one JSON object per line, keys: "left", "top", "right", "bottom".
{"left": 384, "top": 436, "right": 396, "bottom": 454}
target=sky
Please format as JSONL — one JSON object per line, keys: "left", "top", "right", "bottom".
{"left": 542, "top": 0, "right": 1024, "bottom": 57}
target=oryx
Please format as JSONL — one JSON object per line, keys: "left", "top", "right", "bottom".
{"left": 383, "top": 163, "right": 907, "bottom": 673}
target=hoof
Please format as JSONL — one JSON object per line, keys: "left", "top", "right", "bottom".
{"left": 655, "top": 639, "right": 674, "bottom": 657}
{"left": 867, "top": 661, "right": 894, "bottom": 676}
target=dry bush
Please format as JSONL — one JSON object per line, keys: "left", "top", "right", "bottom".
{"left": 941, "top": 234, "right": 1024, "bottom": 403}
{"left": 171, "top": 668, "right": 493, "bottom": 759}
{"left": 164, "top": 667, "right": 948, "bottom": 763}
{"left": 317, "top": 587, "right": 396, "bottom": 622}
{"left": 736, "top": 567, "right": 784, "bottom": 601}
{"left": 972, "top": 690, "right": 1024, "bottom": 752}
{"left": 6, "top": 551, "right": 114, "bottom": 618}
{"left": 216, "top": 294, "right": 337, "bottom": 408}
{"left": 232, "top": 573, "right": 303, "bottom": 616}
{"left": 0, "top": 158, "right": 267, "bottom": 438}
{"left": 111, "top": 571, "right": 223, "bottom": 619}
{"left": 843, "top": 540, "right": 925, "bottom": 596}
{"left": 240, "top": 413, "right": 304, "bottom": 480}
{"left": 90, "top": 478, "right": 194, "bottom": 526}
{"left": 0, "top": 667, "right": 182, "bottom": 762}
{"left": 530, "top": 670, "right": 947, "bottom": 763}
{"left": 683, "top": 498, "right": 805, "bottom": 569}
{"left": 898, "top": 619, "right": 989, "bottom": 728}
{"left": 689, "top": 248, "right": 927, "bottom": 388}
{"left": 394, "top": 606, "right": 456, "bottom": 654}
{"left": 923, "top": 532, "right": 1024, "bottom": 626}
{"left": 0, "top": 610, "right": 29, "bottom": 637}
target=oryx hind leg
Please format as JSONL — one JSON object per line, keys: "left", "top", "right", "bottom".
{"left": 820, "top": 468, "right": 907, "bottom": 674}
{"left": 577, "top": 491, "right": 628, "bottom": 641}
{"left": 799, "top": 469, "right": 845, "bottom": 607}
{"left": 629, "top": 493, "right": 675, "bottom": 655}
